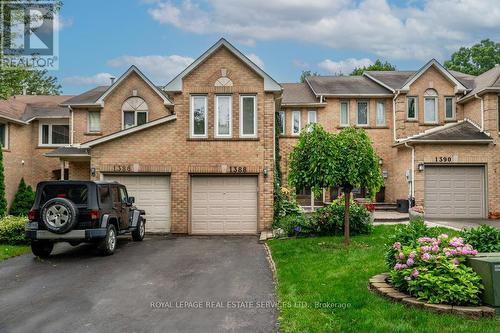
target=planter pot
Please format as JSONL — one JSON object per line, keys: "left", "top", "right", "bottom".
{"left": 409, "top": 210, "right": 424, "bottom": 221}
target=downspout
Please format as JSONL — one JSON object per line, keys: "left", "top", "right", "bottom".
{"left": 474, "top": 94, "right": 484, "bottom": 131}
{"left": 404, "top": 142, "right": 415, "bottom": 200}
{"left": 392, "top": 90, "right": 400, "bottom": 142}
{"left": 69, "top": 106, "right": 74, "bottom": 145}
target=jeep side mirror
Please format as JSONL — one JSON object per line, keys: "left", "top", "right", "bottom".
{"left": 128, "top": 197, "right": 135, "bottom": 205}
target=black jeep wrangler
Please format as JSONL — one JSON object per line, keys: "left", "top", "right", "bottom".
{"left": 25, "top": 181, "right": 146, "bottom": 257}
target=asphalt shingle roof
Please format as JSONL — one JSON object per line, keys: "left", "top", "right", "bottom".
{"left": 410, "top": 121, "right": 492, "bottom": 142}
{"left": 364, "top": 71, "right": 415, "bottom": 90}
{"left": 0, "top": 95, "right": 72, "bottom": 122}
{"left": 281, "top": 83, "right": 319, "bottom": 105}
{"left": 45, "top": 147, "right": 90, "bottom": 157}
{"left": 306, "top": 75, "right": 392, "bottom": 95}
{"left": 61, "top": 86, "right": 109, "bottom": 105}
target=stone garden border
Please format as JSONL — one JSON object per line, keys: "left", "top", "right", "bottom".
{"left": 369, "top": 273, "right": 496, "bottom": 319}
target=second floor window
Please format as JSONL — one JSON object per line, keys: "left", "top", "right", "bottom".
{"left": 407, "top": 96, "right": 417, "bottom": 120}
{"left": 191, "top": 95, "right": 207, "bottom": 137}
{"left": 278, "top": 111, "right": 285, "bottom": 135}
{"left": 0, "top": 123, "right": 7, "bottom": 148}
{"left": 340, "top": 101, "right": 349, "bottom": 127}
{"left": 357, "top": 101, "right": 368, "bottom": 126}
{"left": 240, "top": 95, "right": 257, "bottom": 137}
{"left": 376, "top": 101, "right": 385, "bottom": 126}
{"left": 424, "top": 89, "right": 438, "bottom": 124}
{"left": 122, "top": 97, "right": 148, "bottom": 129}
{"left": 215, "top": 95, "right": 232, "bottom": 137}
{"left": 292, "top": 110, "right": 301, "bottom": 135}
{"left": 40, "top": 122, "right": 69, "bottom": 146}
{"left": 445, "top": 96, "right": 455, "bottom": 120}
{"left": 88, "top": 111, "right": 101, "bottom": 132}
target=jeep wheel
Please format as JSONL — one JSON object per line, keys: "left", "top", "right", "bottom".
{"left": 31, "top": 241, "right": 54, "bottom": 258}
{"left": 98, "top": 225, "right": 117, "bottom": 256}
{"left": 132, "top": 219, "right": 145, "bottom": 241}
{"left": 41, "top": 198, "right": 78, "bottom": 234}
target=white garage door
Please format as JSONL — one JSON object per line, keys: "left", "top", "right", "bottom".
{"left": 191, "top": 176, "right": 258, "bottom": 234}
{"left": 424, "top": 166, "right": 485, "bottom": 219}
{"left": 104, "top": 175, "right": 171, "bottom": 232}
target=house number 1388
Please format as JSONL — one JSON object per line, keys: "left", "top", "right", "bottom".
{"left": 230, "top": 166, "right": 247, "bottom": 173}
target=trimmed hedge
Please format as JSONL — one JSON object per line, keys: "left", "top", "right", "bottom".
{"left": 0, "top": 215, "right": 28, "bottom": 244}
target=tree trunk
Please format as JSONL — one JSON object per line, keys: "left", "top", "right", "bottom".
{"left": 344, "top": 189, "right": 351, "bottom": 245}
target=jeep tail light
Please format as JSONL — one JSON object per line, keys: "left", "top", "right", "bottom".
{"left": 90, "top": 210, "right": 100, "bottom": 221}
{"left": 28, "top": 209, "right": 39, "bottom": 221}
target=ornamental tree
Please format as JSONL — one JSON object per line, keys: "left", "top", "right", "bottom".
{"left": 288, "top": 125, "right": 383, "bottom": 244}
{"left": 9, "top": 178, "right": 35, "bottom": 216}
{"left": 331, "top": 127, "right": 383, "bottom": 244}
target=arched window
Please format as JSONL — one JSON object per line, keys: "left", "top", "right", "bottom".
{"left": 122, "top": 97, "right": 148, "bottom": 129}
{"left": 424, "top": 89, "right": 438, "bottom": 123}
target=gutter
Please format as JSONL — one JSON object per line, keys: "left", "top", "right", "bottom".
{"left": 404, "top": 142, "right": 415, "bottom": 200}
{"left": 474, "top": 94, "right": 484, "bottom": 131}
{"left": 392, "top": 90, "right": 400, "bottom": 142}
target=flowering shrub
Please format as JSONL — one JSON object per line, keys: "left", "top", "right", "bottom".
{"left": 363, "top": 203, "right": 375, "bottom": 212}
{"left": 460, "top": 224, "right": 500, "bottom": 253}
{"left": 314, "top": 201, "right": 373, "bottom": 235}
{"left": 389, "top": 234, "right": 483, "bottom": 305}
{"left": 276, "top": 214, "right": 317, "bottom": 236}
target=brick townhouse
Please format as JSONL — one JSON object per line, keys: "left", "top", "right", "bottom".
{"left": 0, "top": 38, "right": 499, "bottom": 234}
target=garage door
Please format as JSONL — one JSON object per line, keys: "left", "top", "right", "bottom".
{"left": 104, "top": 175, "right": 171, "bottom": 232}
{"left": 191, "top": 176, "right": 258, "bottom": 234}
{"left": 424, "top": 166, "right": 485, "bottom": 219}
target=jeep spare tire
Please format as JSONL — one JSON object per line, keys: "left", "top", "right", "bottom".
{"left": 41, "top": 198, "right": 79, "bottom": 234}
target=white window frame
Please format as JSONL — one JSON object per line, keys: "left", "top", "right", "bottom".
{"left": 444, "top": 96, "right": 456, "bottom": 120}
{"left": 214, "top": 95, "right": 232, "bottom": 138}
{"left": 38, "top": 120, "right": 70, "bottom": 147}
{"left": 87, "top": 111, "right": 101, "bottom": 133}
{"left": 190, "top": 95, "right": 208, "bottom": 138}
{"left": 291, "top": 110, "right": 301, "bottom": 136}
{"left": 407, "top": 96, "right": 418, "bottom": 120}
{"left": 356, "top": 100, "right": 369, "bottom": 126}
{"left": 307, "top": 110, "right": 317, "bottom": 124}
{"left": 122, "top": 110, "right": 148, "bottom": 130}
{"left": 340, "top": 101, "right": 349, "bottom": 127}
{"left": 0, "top": 122, "right": 8, "bottom": 149}
{"left": 239, "top": 95, "right": 257, "bottom": 138}
{"left": 376, "top": 100, "right": 386, "bottom": 126}
{"left": 278, "top": 111, "right": 285, "bottom": 135}
{"left": 424, "top": 97, "right": 438, "bottom": 124}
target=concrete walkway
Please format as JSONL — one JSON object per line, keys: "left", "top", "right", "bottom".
{"left": 374, "top": 219, "right": 500, "bottom": 230}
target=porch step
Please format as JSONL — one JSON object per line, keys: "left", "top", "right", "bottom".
{"left": 373, "top": 211, "right": 409, "bottom": 223}
{"left": 374, "top": 202, "right": 398, "bottom": 211}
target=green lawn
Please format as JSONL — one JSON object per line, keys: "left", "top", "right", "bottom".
{"left": 0, "top": 244, "right": 30, "bottom": 261}
{"left": 267, "top": 225, "right": 498, "bottom": 333}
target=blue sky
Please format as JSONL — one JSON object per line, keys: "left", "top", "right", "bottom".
{"left": 56, "top": 0, "right": 500, "bottom": 95}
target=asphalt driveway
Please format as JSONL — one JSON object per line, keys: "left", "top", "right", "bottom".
{"left": 0, "top": 236, "right": 277, "bottom": 333}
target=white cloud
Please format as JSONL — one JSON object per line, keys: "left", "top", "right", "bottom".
{"left": 62, "top": 72, "right": 114, "bottom": 86}
{"left": 107, "top": 54, "right": 194, "bottom": 82}
{"left": 146, "top": 0, "right": 500, "bottom": 60}
{"left": 318, "top": 58, "right": 372, "bottom": 75}
{"left": 245, "top": 53, "right": 264, "bottom": 69}
{"left": 53, "top": 15, "right": 73, "bottom": 32}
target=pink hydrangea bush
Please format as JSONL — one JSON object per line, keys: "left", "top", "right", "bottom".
{"left": 389, "top": 234, "right": 483, "bottom": 305}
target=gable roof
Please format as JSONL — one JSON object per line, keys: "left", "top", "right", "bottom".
{"left": 164, "top": 38, "right": 282, "bottom": 92}
{"left": 81, "top": 114, "right": 177, "bottom": 147}
{"left": 281, "top": 83, "right": 323, "bottom": 106}
{"left": 0, "top": 95, "right": 72, "bottom": 124}
{"left": 459, "top": 65, "right": 500, "bottom": 102}
{"left": 400, "top": 59, "right": 468, "bottom": 93}
{"left": 395, "top": 119, "right": 493, "bottom": 146}
{"left": 305, "top": 75, "right": 393, "bottom": 96}
{"left": 61, "top": 66, "right": 173, "bottom": 107}
{"left": 363, "top": 71, "right": 415, "bottom": 91}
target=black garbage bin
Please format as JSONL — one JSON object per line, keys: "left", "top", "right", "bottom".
{"left": 397, "top": 199, "right": 409, "bottom": 213}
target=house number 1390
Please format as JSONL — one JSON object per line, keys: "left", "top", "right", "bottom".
{"left": 435, "top": 156, "right": 452, "bottom": 162}
{"left": 229, "top": 166, "right": 247, "bottom": 173}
